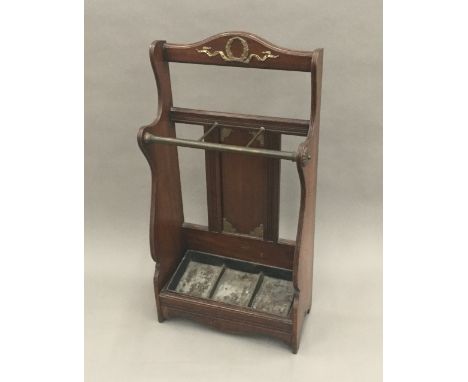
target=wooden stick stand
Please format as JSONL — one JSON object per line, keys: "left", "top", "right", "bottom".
{"left": 138, "top": 32, "right": 323, "bottom": 353}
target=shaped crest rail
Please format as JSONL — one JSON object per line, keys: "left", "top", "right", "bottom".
{"left": 164, "top": 31, "right": 315, "bottom": 71}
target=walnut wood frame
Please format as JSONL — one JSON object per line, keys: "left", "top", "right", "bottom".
{"left": 137, "top": 32, "right": 323, "bottom": 353}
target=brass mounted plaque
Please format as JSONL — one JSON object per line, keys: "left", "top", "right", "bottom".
{"left": 223, "top": 218, "right": 264, "bottom": 238}
{"left": 196, "top": 36, "right": 279, "bottom": 63}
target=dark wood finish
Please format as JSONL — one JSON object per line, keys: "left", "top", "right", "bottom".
{"left": 138, "top": 32, "right": 323, "bottom": 353}
{"left": 291, "top": 49, "right": 324, "bottom": 352}
{"left": 182, "top": 223, "right": 294, "bottom": 270}
{"left": 164, "top": 31, "right": 314, "bottom": 72}
{"left": 137, "top": 41, "right": 184, "bottom": 322}
{"left": 201, "top": 123, "right": 282, "bottom": 241}
{"left": 219, "top": 128, "right": 277, "bottom": 239}
{"left": 160, "top": 291, "right": 292, "bottom": 345}
{"left": 170, "top": 107, "right": 309, "bottom": 137}
{"left": 203, "top": 124, "right": 223, "bottom": 232}
{"left": 264, "top": 133, "right": 281, "bottom": 241}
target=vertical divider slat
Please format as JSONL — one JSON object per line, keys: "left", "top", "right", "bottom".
{"left": 208, "top": 264, "right": 226, "bottom": 299}
{"left": 204, "top": 124, "right": 223, "bottom": 232}
{"left": 248, "top": 272, "right": 265, "bottom": 307}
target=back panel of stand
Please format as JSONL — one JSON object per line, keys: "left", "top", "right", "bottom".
{"left": 204, "top": 125, "right": 281, "bottom": 241}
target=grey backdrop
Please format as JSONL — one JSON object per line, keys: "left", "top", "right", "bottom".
{"left": 85, "top": 1, "right": 382, "bottom": 381}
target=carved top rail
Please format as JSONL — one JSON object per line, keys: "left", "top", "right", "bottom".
{"left": 163, "top": 31, "right": 316, "bottom": 72}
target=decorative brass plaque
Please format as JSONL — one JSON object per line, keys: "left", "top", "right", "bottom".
{"left": 223, "top": 218, "right": 264, "bottom": 238}
{"left": 248, "top": 223, "right": 264, "bottom": 238}
{"left": 248, "top": 129, "right": 265, "bottom": 146}
{"left": 220, "top": 128, "right": 233, "bottom": 142}
{"left": 196, "top": 37, "right": 279, "bottom": 63}
{"left": 222, "top": 217, "right": 236, "bottom": 234}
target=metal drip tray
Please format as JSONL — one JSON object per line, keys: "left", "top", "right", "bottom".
{"left": 175, "top": 261, "right": 223, "bottom": 299}
{"left": 251, "top": 276, "right": 295, "bottom": 316}
{"left": 166, "top": 250, "right": 294, "bottom": 317}
{"left": 212, "top": 269, "right": 260, "bottom": 306}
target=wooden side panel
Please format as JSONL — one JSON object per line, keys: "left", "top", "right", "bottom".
{"left": 164, "top": 31, "right": 313, "bottom": 72}
{"left": 291, "top": 49, "right": 323, "bottom": 353}
{"left": 291, "top": 130, "right": 319, "bottom": 351}
{"left": 137, "top": 41, "right": 184, "bottom": 322}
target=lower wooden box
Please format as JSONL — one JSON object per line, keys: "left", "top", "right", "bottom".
{"left": 159, "top": 250, "right": 296, "bottom": 348}
{"left": 167, "top": 251, "right": 294, "bottom": 316}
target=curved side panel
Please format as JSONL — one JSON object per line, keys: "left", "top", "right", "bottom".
{"left": 137, "top": 41, "right": 184, "bottom": 320}
{"left": 164, "top": 31, "right": 314, "bottom": 71}
{"left": 291, "top": 49, "right": 324, "bottom": 351}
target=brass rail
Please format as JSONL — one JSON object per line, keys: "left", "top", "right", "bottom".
{"left": 143, "top": 133, "right": 298, "bottom": 161}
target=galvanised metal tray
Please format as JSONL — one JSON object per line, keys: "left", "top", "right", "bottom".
{"left": 166, "top": 250, "right": 294, "bottom": 317}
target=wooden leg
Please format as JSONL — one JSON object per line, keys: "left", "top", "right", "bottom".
{"left": 154, "top": 263, "right": 166, "bottom": 322}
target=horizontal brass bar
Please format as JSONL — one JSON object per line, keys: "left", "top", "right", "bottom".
{"left": 170, "top": 107, "right": 309, "bottom": 136}
{"left": 143, "top": 133, "right": 298, "bottom": 161}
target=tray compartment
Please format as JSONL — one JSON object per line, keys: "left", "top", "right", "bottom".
{"left": 211, "top": 269, "right": 260, "bottom": 306}
{"left": 174, "top": 261, "right": 223, "bottom": 298}
{"left": 251, "top": 276, "right": 294, "bottom": 317}
{"left": 166, "top": 250, "right": 294, "bottom": 317}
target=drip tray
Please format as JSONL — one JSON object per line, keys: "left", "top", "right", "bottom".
{"left": 166, "top": 250, "right": 294, "bottom": 317}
